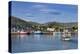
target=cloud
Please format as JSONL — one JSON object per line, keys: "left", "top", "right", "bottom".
{"left": 26, "top": 13, "right": 34, "bottom": 17}
{"left": 25, "top": 4, "right": 61, "bottom": 23}
{"left": 30, "top": 4, "right": 61, "bottom": 15}
{"left": 40, "top": 8, "right": 61, "bottom": 15}
{"left": 26, "top": 13, "right": 32, "bottom": 16}
{"left": 31, "top": 5, "right": 46, "bottom": 9}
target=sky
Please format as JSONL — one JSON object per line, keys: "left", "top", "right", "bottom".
{"left": 10, "top": 1, "right": 78, "bottom": 23}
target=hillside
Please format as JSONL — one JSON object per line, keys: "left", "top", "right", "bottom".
{"left": 11, "top": 16, "right": 40, "bottom": 29}
{"left": 45, "top": 22, "right": 78, "bottom": 28}
{"left": 10, "top": 16, "right": 78, "bottom": 31}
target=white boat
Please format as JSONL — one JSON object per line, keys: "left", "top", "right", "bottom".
{"left": 34, "top": 31, "right": 42, "bottom": 34}
{"left": 62, "top": 37, "right": 71, "bottom": 41}
{"left": 61, "top": 32, "right": 72, "bottom": 41}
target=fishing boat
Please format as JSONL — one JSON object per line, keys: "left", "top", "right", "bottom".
{"left": 33, "top": 30, "right": 43, "bottom": 34}
{"left": 11, "top": 30, "right": 31, "bottom": 35}
{"left": 62, "top": 36, "right": 71, "bottom": 41}
{"left": 61, "top": 32, "right": 72, "bottom": 41}
{"left": 19, "top": 31, "right": 31, "bottom": 35}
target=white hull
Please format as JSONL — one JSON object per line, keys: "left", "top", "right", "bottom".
{"left": 62, "top": 38, "right": 71, "bottom": 41}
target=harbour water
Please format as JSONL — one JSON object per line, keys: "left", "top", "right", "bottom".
{"left": 11, "top": 32, "right": 78, "bottom": 53}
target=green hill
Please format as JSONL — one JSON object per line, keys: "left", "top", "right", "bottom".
{"left": 45, "top": 22, "right": 78, "bottom": 28}
{"left": 10, "top": 16, "right": 78, "bottom": 31}
{"left": 11, "top": 16, "right": 40, "bottom": 29}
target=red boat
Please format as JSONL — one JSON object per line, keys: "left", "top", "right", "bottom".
{"left": 11, "top": 31, "right": 31, "bottom": 35}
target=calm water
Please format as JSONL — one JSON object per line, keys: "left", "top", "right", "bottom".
{"left": 11, "top": 32, "right": 78, "bottom": 53}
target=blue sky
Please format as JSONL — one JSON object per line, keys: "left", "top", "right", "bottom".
{"left": 11, "top": 1, "right": 78, "bottom": 23}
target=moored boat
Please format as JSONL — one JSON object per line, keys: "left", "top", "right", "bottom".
{"left": 33, "top": 31, "right": 43, "bottom": 34}
{"left": 61, "top": 32, "right": 72, "bottom": 41}
{"left": 11, "top": 31, "right": 31, "bottom": 35}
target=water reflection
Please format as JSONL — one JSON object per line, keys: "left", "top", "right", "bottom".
{"left": 33, "top": 34, "right": 41, "bottom": 40}
{"left": 11, "top": 32, "right": 78, "bottom": 53}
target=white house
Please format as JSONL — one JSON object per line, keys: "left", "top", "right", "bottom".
{"left": 47, "top": 28, "right": 55, "bottom": 31}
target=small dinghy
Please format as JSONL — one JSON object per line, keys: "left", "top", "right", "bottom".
{"left": 61, "top": 32, "right": 72, "bottom": 41}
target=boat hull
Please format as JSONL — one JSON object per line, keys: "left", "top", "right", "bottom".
{"left": 11, "top": 32, "right": 31, "bottom": 35}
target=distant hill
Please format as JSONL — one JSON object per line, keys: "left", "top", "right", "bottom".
{"left": 10, "top": 16, "right": 78, "bottom": 29}
{"left": 10, "top": 16, "right": 40, "bottom": 29}
{"left": 44, "top": 22, "right": 78, "bottom": 28}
